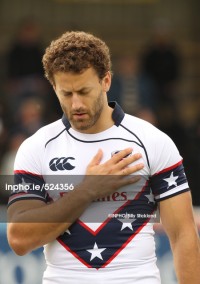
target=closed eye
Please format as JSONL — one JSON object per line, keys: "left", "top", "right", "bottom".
{"left": 78, "top": 87, "right": 93, "bottom": 96}
{"left": 60, "top": 87, "right": 92, "bottom": 97}
{"left": 62, "top": 92, "right": 72, "bottom": 97}
{"left": 78, "top": 90, "right": 90, "bottom": 95}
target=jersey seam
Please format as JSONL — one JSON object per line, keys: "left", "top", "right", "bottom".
{"left": 8, "top": 196, "right": 47, "bottom": 207}
{"left": 45, "top": 127, "right": 67, "bottom": 148}
{"left": 156, "top": 188, "right": 190, "bottom": 202}
{"left": 119, "top": 124, "right": 150, "bottom": 169}
{"left": 66, "top": 129, "right": 145, "bottom": 147}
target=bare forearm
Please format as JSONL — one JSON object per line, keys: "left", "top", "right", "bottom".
{"left": 8, "top": 185, "right": 93, "bottom": 254}
{"left": 171, "top": 229, "right": 200, "bottom": 284}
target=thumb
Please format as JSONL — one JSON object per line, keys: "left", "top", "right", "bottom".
{"left": 88, "top": 149, "right": 103, "bottom": 167}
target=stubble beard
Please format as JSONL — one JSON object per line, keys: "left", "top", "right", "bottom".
{"left": 61, "top": 91, "right": 104, "bottom": 131}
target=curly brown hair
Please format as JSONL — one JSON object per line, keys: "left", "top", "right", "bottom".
{"left": 42, "top": 31, "right": 112, "bottom": 85}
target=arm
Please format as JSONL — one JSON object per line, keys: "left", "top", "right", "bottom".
{"left": 7, "top": 188, "right": 93, "bottom": 256}
{"left": 7, "top": 148, "right": 143, "bottom": 255}
{"left": 159, "top": 191, "right": 200, "bottom": 284}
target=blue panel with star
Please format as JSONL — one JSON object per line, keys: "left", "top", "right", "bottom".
{"left": 150, "top": 163, "right": 188, "bottom": 196}
{"left": 57, "top": 184, "right": 158, "bottom": 269}
{"left": 8, "top": 173, "right": 47, "bottom": 206}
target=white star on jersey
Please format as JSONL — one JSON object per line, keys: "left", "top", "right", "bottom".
{"left": 118, "top": 217, "right": 136, "bottom": 231}
{"left": 145, "top": 190, "right": 155, "bottom": 203}
{"left": 163, "top": 172, "right": 179, "bottom": 188}
{"left": 87, "top": 242, "right": 106, "bottom": 261}
{"left": 18, "top": 178, "right": 32, "bottom": 193}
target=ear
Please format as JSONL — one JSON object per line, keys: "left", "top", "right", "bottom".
{"left": 102, "top": 71, "right": 111, "bottom": 93}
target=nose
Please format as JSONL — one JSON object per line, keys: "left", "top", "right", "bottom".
{"left": 71, "top": 93, "right": 83, "bottom": 110}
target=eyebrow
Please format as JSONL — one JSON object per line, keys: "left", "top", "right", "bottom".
{"left": 60, "top": 87, "right": 92, "bottom": 94}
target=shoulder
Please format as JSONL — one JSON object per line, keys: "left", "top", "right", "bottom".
{"left": 14, "top": 119, "right": 65, "bottom": 172}
{"left": 122, "top": 113, "right": 168, "bottom": 143}
{"left": 121, "top": 114, "right": 182, "bottom": 174}
{"left": 19, "top": 119, "right": 65, "bottom": 150}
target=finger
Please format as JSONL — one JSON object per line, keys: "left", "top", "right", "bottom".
{"left": 109, "top": 148, "right": 133, "bottom": 164}
{"left": 119, "top": 175, "right": 141, "bottom": 187}
{"left": 121, "top": 163, "right": 144, "bottom": 176}
{"left": 116, "top": 153, "right": 142, "bottom": 171}
{"left": 88, "top": 149, "right": 103, "bottom": 167}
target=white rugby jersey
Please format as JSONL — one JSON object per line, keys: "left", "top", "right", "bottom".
{"left": 8, "top": 102, "right": 189, "bottom": 284}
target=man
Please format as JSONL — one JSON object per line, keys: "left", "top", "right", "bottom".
{"left": 7, "top": 31, "right": 200, "bottom": 283}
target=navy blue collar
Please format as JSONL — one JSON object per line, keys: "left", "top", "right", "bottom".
{"left": 62, "top": 101, "right": 125, "bottom": 130}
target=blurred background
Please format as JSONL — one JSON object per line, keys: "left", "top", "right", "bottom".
{"left": 0, "top": 0, "right": 199, "bottom": 283}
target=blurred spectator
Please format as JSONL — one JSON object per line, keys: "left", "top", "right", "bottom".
{"left": 141, "top": 19, "right": 200, "bottom": 205}
{"left": 7, "top": 17, "right": 43, "bottom": 79}
{"left": 12, "top": 96, "right": 46, "bottom": 137}
{"left": 0, "top": 132, "right": 26, "bottom": 175}
{"left": 108, "top": 55, "right": 157, "bottom": 125}
{"left": 141, "top": 19, "right": 181, "bottom": 132}
{"left": 0, "top": 132, "right": 27, "bottom": 204}
{"left": 180, "top": 103, "right": 200, "bottom": 206}
{"left": 4, "top": 18, "right": 50, "bottom": 114}
{"left": 0, "top": 96, "right": 46, "bottom": 204}
{"left": 0, "top": 99, "right": 9, "bottom": 162}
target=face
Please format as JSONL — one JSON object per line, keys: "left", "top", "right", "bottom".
{"left": 53, "top": 67, "right": 111, "bottom": 133}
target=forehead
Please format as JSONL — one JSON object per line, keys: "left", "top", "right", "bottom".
{"left": 54, "top": 67, "right": 99, "bottom": 91}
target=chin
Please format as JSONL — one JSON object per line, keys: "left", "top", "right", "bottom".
{"left": 72, "top": 122, "right": 90, "bottom": 131}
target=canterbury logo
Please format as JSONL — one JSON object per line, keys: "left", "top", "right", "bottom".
{"left": 49, "top": 157, "right": 75, "bottom": 171}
